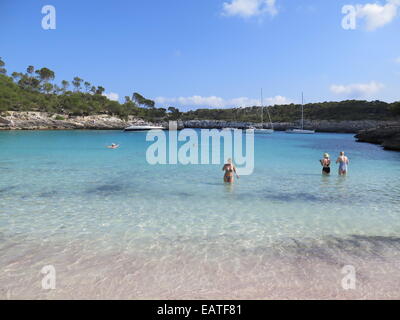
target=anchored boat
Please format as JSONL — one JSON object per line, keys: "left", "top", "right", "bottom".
{"left": 254, "top": 89, "right": 274, "bottom": 134}
{"left": 124, "top": 125, "right": 165, "bottom": 131}
{"left": 286, "top": 93, "right": 315, "bottom": 134}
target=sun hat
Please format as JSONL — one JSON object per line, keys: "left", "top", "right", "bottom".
{"left": 324, "top": 153, "right": 330, "bottom": 158}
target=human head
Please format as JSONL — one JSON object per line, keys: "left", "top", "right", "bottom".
{"left": 227, "top": 158, "right": 232, "bottom": 164}
{"left": 324, "top": 153, "right": 330, "bottom": 159}
{"left": 340, "top": 151, "right": 345, "bottom": 156}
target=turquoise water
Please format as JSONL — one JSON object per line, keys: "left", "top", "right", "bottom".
{"left": 1, "top": 130, "right": 400, "bottom": 299}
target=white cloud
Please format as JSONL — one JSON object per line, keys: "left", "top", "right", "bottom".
{"left": 356, "top": 0, "right": 400, "bottom": 31}
{"left": 103, "top": 92, "right": 119, "bottom": 101}
{"left": 330, "top": 81, "right": 384, "bottom": 97}
{"left": 155, "top": 95, "right": 291, "bottom": 108}
{"left": 222, "top": 0, "right": 278, "bottom": 18}
{"left": 264, "top": 95, "right": 292, "bottom": 105}
{"left": 395, "top": 56, "right": 400, "bottom": 64}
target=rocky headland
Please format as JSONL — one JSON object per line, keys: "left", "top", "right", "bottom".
{"left": 355, "top": 125, "right": 400, "bottom": 151}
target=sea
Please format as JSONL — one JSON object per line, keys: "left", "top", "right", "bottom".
{"left": 1, "top": 130, "right": 400, "bottom": 299}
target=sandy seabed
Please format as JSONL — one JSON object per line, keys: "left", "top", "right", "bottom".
{"left": 1, "top": 235, "right": 400, "bottom": 300}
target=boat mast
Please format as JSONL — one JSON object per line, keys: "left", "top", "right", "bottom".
{"left": 301, "top": 92, "right": 304, "bottom": 130}
{"left": 261, "top": 88, "right": 274, "bottom": 130}
{"left": 261, "top": 88, "right": 263, "bottom": 127}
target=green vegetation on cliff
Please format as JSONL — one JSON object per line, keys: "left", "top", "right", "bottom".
{"left": 1, "top": 57, "right": 399, "bottom": 122}
{"left": 0, "top": 57, "right": 164, "bottom": 121}
{"left": 183, "top": 100, "right": 400, "bottom": 122}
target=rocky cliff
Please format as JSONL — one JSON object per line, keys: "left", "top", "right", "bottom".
{"left": 355, "top": 125, "right": 400, "bottom": 151}
{"left": 0, "top": 111, "right": 149, "bottom": 130}
{"left": 178, "top": 119, "right": 400, "bottom": 133}
{"left": 2, "top": 112, "right": 399, "bottom": 132}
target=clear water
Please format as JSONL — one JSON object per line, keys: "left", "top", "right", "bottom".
{"left": 1, "top": 130, "right": 400, "bottom": 299}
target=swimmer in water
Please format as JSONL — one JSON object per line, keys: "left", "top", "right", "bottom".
{"left": 336, "top": 151, "right": 349, "bottom": 175}
{"left": 320, "top": 153, "right": 331, "bottom": 175}
{"left": 222, "top": 158, "right": 239, "bottom": 184}
{"left": 107, "top": 143, "right": 119, "bottom": 149}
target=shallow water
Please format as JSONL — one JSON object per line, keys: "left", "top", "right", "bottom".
{"left": 1, "top": 130, "right": 400, "bottom": 299}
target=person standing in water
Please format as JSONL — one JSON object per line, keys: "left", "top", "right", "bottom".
{"left": 320, "top": 153, "right": 331, "bottom": 175}
{"left": 336, "top": 151, "right": 349, "bottom": 175}
{"left": 222, "top": 158, "right": 239, "bottom": 183}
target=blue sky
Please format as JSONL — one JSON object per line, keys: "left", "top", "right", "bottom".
{"left": 1, "top": 0, "right": 399, "bottom": 110}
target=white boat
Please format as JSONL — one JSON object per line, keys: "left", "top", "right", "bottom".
{"left": 254, "top": 89, "right": 274, "bottom": 134}
{"left": 285, "top": 93, "right": 315, "bottom": 134}
{"left": 255, "top": 128, "right": 274, "bottom": 134}
{"left": 124, "top": 125, "right": 165, "bottom": 131}
{"left": 286, "top": 128, "right": 315, "bottom": 134}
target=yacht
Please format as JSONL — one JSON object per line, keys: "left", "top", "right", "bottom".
{"left": 124, "top": 125, "right": 165, "bottom": 131}
{"left": 286, "top": 93, "right": 315, "bottom": 134}
{"left": 254, "top": 89, "right": 274, "bottom": 134}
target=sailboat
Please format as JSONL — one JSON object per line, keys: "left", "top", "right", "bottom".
{"left": 286, "top": 93, "right": 315, "bottom": 134}
{"left": 254, "top": 89, "right": 274, "bottom": 134}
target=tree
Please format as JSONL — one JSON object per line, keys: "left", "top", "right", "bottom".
{"left": 84, "top": 81, "right": 91, "bottom": 93}
{"left": 0, "top": 57, "right": 6, "bottom": 74}
{"left": 168, "top": 106, "right": 181, "bottom": 120}
{"left": 27, "top": 65, "right": 35, "bottom": 75}
{"left": 11, "top": 72, "right": 23, "bottom": 82}
{"left": 72, "top": 77, "right": 83, "bottom": 92}
{"left": 132, "top": 92, "right": 155, "bottom": 108}
{"left": 132, "top": 92, "right": 145, "bottom": 104}
{"left": 61, "top": 80, "right": 70, "bottom": 92}
{"left": 390, "top": 102, "right": 400, "bottom": 115}
{"left": 43, "top": 83, "right": 54, "bottom": 95}
{"left": 95, "top": 86, "right": 105, "bottom": 95}
{"left": 35, "top": 67, "right": 55, "bottom": 83}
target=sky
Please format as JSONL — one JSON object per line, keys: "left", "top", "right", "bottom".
{"left": 1, "top": 0, "right": 399, "bottom": 110}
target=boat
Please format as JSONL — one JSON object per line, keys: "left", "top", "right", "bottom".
{"left": 286, "top": 93, "right": 315, "bottom": 134}
{"left": 124, "top": 125, "right": 165, "bottom": 131}
{"left": 254, "top": 89, "right": 274, "bottom": 134}
{"left": 255, "top": 128, "right": 274, "bottom": 134}
{"left": 285, "top": 128, "right": 315, "bottom": 134}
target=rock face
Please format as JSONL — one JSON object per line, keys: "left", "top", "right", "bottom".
{"left": 355, "top": 125, "right": 400, "bottom": 151}
{"left": 0, "top": 111, "right": 149, "bottom": 130}
{"left": 178, "top": 119, "right": 400, "bottom": 133}
{"left": 181, "top": 120, "right": 254, "bottom": 129}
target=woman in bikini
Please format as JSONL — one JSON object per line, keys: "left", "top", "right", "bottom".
{"left": 320, "top": 153, "right": 331, "bottom": 175}
{"left": 222, "top": 158, "right": 239, "bottom": 184}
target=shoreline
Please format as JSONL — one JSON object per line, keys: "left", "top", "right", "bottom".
{"left": 1, "top": 111, "right": 400, "bottom": 151}
{"left": 1, "top": 111, "right": 399, "bottom": 133}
